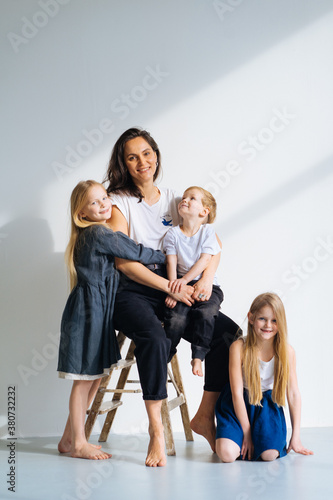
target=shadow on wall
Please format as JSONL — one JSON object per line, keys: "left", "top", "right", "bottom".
{"left": 219, "top": 155, "right": 333, "bottom": 237}
{"left": 0, "top": 217, "right": 66, "bottom": 436}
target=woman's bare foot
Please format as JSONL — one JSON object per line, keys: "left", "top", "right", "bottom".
{"left": 190, "top": 414, "right": 216, "bottom": 453}
{"left": 145, "top": 424, "right": 167, "bottom": 467}
{"left": 190, "top": 391, "right": 220, "bottom": 453}
{"left": 191, "top": 359, "right": 203, "bottom": 376}
{"left": 71, "top": 442, "right": 112, "bottom": 460}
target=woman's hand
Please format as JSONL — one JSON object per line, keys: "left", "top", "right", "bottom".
{"left": 287, "top": 436, "right": 313, "bottom": 456}
{"left": 192, "top": 276, "right": 213, "bottom": 301}
{"left": 169, "top": 278, "right": 187, "bottom": 294}
{"left": 241, "top": 430, "right": 254, "bottom": 460}
{"left": 168, "top": 284, "right": 195, "bottom": 307}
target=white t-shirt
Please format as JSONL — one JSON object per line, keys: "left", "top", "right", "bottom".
{"left": 111, "top": 187, "right": 181, "bottom": 250}
{"left": 243, "top": 356, "right": 275, "bottom": 392}
{"left": 163, "top": 224, "right": 221, "bottom": 286}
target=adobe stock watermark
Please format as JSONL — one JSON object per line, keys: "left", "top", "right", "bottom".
{"left": 17, "top": 331, "right": 60, "bottom": 386}
{"left": 281, "top": 235, "right": 333, "bottom": 292}
{"left": 61, "top": 420, "right": 148, "bottom": 500}
{"left": 7, "top": 0, "right": 71, "bottom": 54}
{"left": 52, "top": 64, "right": 169, "bottom": 182}
{"left": 213, "top": 0, "right": 245, "bottom": 22}
{"left": 204, "top": 107, "right": 296, "bottom": 198}
{"left": 235, "top": 452, "right": 297, "bottom": 500}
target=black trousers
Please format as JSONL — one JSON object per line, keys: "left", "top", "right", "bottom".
{"left": 114, "top": 271, "right": 240, "bottom": 400}
{"left": 164, "top": 282, "right": 224, "bottom": 362}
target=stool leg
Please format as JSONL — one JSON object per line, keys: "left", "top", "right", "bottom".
{"left": 170, "top": 355, "right": 194, "bottom": 442}
{"left": 85, "top": 373, "right": 111, "bottom": 440}
{"left": 161, "top": 398, "right": 175, "bottom": 456}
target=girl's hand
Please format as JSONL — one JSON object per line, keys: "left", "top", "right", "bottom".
{"left": 241, "top": 430, "right": 254, "bottom": 461}
{"left": 192, "top": 277, "right": 213, "bottom": 301}
{"left": 169, "top": 284, "right": 195, "bottom": 307}
{"left": 165, "top": 296, "right": 177, "bottom": 309}
{"left": 287, "top": 437, "right": 314, "bottom": 456}
{"left": 169, "top": 278, "right": 187, "bottom": 294}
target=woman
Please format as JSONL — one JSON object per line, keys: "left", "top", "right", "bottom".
{"left": 105, "top": 127, "right": 240, "bottom": 467}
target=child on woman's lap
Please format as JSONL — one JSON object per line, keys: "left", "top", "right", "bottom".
{"left": 215, "top": 292, "right": 313, "bottom": 462}
{"left": 163, "top": 186, "right": 223, "bottom": 376}
{"left": 57, "top": 180, "right": 165, "bottom": 460}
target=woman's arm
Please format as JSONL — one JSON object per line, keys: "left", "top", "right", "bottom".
{"left": 286, "top": 345, "right": 313, "bottom": 455}
{"left": 192, "top": 234, "right": 221, "bottom": 301}
{"left": 109, "top": 206, "right": 194, "bottom": 306}
{"left": 229, "top": 339, "right": 253, "bottom": 460}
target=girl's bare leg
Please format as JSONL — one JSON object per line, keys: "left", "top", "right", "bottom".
{"left": 261, "top": 449, "right": 279, "bottom": 461}
{"left": 58, "top": 379, "right": 108, "bottom": 458}
{"left": 190, "top": 390, "right": 220, "bottom": 452}
{"left": 145, "top": 400, "right": 167, "bottom": 467}
{"left": 69, "top": 380, "right": 111, "bottom": 459}
{"left": 216, "top": 438, "right": 240, "bottom": 463}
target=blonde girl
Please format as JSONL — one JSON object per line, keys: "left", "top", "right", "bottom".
{"left": 215, "top": 293, "right": 313, "bottom": 462}
{"left": 57, "top": 180, "right": 165, "bottom": 460}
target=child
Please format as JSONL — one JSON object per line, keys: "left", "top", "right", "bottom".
{"left": 215, "top": 292, "right": 314, "bottom": 462}
{"left": 163, "top": 186, "right": 223, "bottom": 376}
{"left": 57, "top": 180, "right": 165, "bottom": 460}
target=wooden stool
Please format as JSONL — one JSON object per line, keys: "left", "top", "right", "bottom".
{"left": 85, "top": 331, "right": 194, "bottom": 455}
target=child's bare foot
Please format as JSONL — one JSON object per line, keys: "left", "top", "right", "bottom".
{"left": 145, "top": 424, "right": 167, "bottom": 467}
{"left": 58, "top": 436, "right": 72, "bottom": 454}
{"left": 58, "top": 436, "right": 102, "bottom": 454}
{"left": 71, "top": 442, "right": 112, "bottom": 460}
{"left": 191, "top": 359, "right": 203, "bottom": 376}
{"left": 190, "top": 414, "right": 216, "bottom": 453}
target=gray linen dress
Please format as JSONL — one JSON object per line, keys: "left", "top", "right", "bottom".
{"left": 57, "top": 225, "right": 165, "bottom": 379}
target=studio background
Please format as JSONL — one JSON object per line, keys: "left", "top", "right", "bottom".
{"left": 1, "top": 0, "right": 333, "bottom": 440}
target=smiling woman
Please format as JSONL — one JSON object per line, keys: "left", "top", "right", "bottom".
{"left": 104, "top": 127, "right": 240, "bottom": 467}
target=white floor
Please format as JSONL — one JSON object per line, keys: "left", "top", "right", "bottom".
{"left": 0, "top": 428, "right": 331, "bottom": 500}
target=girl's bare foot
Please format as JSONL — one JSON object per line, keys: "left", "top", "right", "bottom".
{"left": 145, "top": 424, "right": 167, "bottom": 467}
{"left": 58, "top": 436, "right": 72, "bottom": 454}
{"left": 191, "top": 359, "right": 203, "bottom": 376}
{"left": 58, "top": 436, "right": 102, "bottom": 454}
{"left": 71, "top": 442, "right": 112, "bottom": 460}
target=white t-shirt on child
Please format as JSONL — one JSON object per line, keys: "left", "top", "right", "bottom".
{"left": 163, "top": 224, "right": 221, "bottom": 286}
{"left": 111, "top": 187, "right": 181, "bottom": 250}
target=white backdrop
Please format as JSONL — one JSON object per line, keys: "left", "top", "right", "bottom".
{"left": 1, "top": 0, "right": 333, "bottom": 439}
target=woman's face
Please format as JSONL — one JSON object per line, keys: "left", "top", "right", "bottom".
{"left": 123, "top": 136, "right": 157, "bottom": 185}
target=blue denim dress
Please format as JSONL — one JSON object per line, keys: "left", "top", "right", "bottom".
{"left": 57, "top": 225, "right": 165, "bottom": 379}
{"left": 215, "top": 383, "right": 287, "bottom": 460}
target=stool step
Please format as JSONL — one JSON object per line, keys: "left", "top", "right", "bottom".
{"left": 111, "top": 359, "right": 136, "bottom": 370}
{"left": 102, "top": 388, "right": 142, "bottom": 394}
{"left": 168, "top": 394, "right": 185, "bottom": 412}
{"left": 86, "top": 400, "right": 123, "bottom": 415}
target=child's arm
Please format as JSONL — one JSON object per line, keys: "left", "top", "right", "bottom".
{"left": 165, "top": 254, "right": 178, "bottom": 309}
{"left": 192, "top": 233, "right": 221, "bottom": 301}
{"left": 229, "top": 339, "right": 254, "bottom": 460}
{"left": 286, "top": 345, "right": 314, "bottom": 455}
{"left": 169, "top": 253, "right": 212, "bottom": 293}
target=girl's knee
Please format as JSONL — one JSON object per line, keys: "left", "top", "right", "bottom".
{"left": 216, "top": 438, "right": 240, "bottom": 463}
{"left": 261, "top": 449, "right": 279, "bottom": 461}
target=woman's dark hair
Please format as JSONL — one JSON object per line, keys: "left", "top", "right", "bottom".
{"left": 104, "top": 127, "right": 162, "bottom": 201}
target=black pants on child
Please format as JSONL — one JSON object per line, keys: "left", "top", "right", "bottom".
{"left": 164, "top": 282, "right": 224, "bottom": 362}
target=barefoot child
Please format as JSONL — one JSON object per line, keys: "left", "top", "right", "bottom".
{"left": 57, "top": 180, "right": 165, "bottom": 459}
{"left": 215, "top": 292, "right": 313, "bottom": 462}
{"left": 163, "top": 186, "right": 223, "bottom": 376}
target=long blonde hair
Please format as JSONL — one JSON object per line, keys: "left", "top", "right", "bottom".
{"left": 242, "top": 293, "right": 289, "bottom": 407}
{"left": 65, "top": 180, "right": 107, "bottom": 290}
